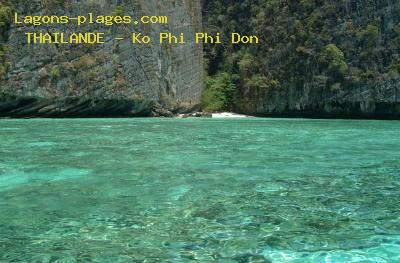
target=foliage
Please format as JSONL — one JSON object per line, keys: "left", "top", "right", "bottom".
{"left": 50, "top": 67, "right": 61, "bottom": 79}
{"left": 243, "top": 74, "right": 278, "bottom": 92}
{"left": 114, "top": 5, "right": 125, "bottom": 17}
{"left": 73, "top": 55, "right": 97, "bottom": 69}
{"left": 201, "top": 72, "right": 238, "bottom": 112}
{"left": 0, "top": 3, "right": 13, "bottom": 35}
{"left": 42, "top": 0, "right": 66, "bottom": 11}
{"left": 357, "top": 24, "right": 379, "bottom": 47}
{"left": 389, "top": 61, "right": 400, "bottom": 76}
{"left": 0, "top": 1, "right": 13, "bottom": 78}
{"left": 319, "top": 44, "right": 348, "bottom": 78}
{"left": 203, "top": 0, "right": 400, "bottom": 109}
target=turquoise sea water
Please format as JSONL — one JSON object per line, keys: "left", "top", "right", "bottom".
{"left": 0, "top": 118, "right": 399, "bottom": 262}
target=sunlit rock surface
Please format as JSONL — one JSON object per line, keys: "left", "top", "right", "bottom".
{"left": 0, "top": 0, "right": 203, "bottom": 117}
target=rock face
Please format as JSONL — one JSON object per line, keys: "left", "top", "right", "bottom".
{"left": 239, "top": 77, "right": 400, "bottom": 119}
{"left": 203, "top": 0, "right": 400, "bottom": 119}
{"left": 0, "top": 0, "right": 203, "bottom": 117}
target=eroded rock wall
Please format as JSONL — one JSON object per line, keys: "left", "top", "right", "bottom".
{"left": 0, "top": 0, "right": 203, "bottom": 117}
{"left": 203, "top": 0, "right": 400, "bottom": 119}
{"left": 239, "top": 77, "right": 400, "bottom": 119}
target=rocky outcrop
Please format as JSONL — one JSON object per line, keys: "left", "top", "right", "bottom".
{"left": 203, "top": 0, "right": 400, "bottom": 119}
{"left": 0, "top": 0, "right": 203, "bottom": 117}
{"left": 180, "top": 111, "right": 212, "bottom": 118}
{"left": 239, "top": 77, "right": 400, "bottom": 119}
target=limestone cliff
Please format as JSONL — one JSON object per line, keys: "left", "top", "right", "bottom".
{"left": 0, "top": 0, "right": 203, "bottom": 117}
{"left": 238, "top": 76, "right": 400, "bottom": 119}
{"left": 203, "top": 0, "right": 400, "bottom": 119}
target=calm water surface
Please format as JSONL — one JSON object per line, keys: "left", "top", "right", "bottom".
{"left": 0, "top": 118, "right": 399, "bottom": 262}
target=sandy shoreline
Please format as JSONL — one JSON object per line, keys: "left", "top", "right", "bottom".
{"left": 212, "top": 112, "right": 253, "bottom": 118}
{"left": 178, "top": 112, "right": 254, "bottom": 118}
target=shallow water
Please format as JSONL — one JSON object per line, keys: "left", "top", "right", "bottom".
{"left": 0, "top": 118, "right": 399, "bottom": 262}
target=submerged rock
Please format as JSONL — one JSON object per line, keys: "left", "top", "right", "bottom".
{"left": 232, "top": 253, "right": 271, "bottom": 263}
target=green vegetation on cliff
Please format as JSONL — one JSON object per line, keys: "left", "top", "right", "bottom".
{"left": 201, "top": 0, "right": 400, "bottom": 113}
{"left": 0, "top": 1, "right": 13, "bottom": 78}
{"left": 201, "top": 72, "right": 238, "bottom": 112}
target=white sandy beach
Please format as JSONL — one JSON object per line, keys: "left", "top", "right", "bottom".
{"left": 212, "top": 112, "right": 253, "bottom": 118}
{"left": 178, "top": 112, "right": 253, "bottom": 118}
